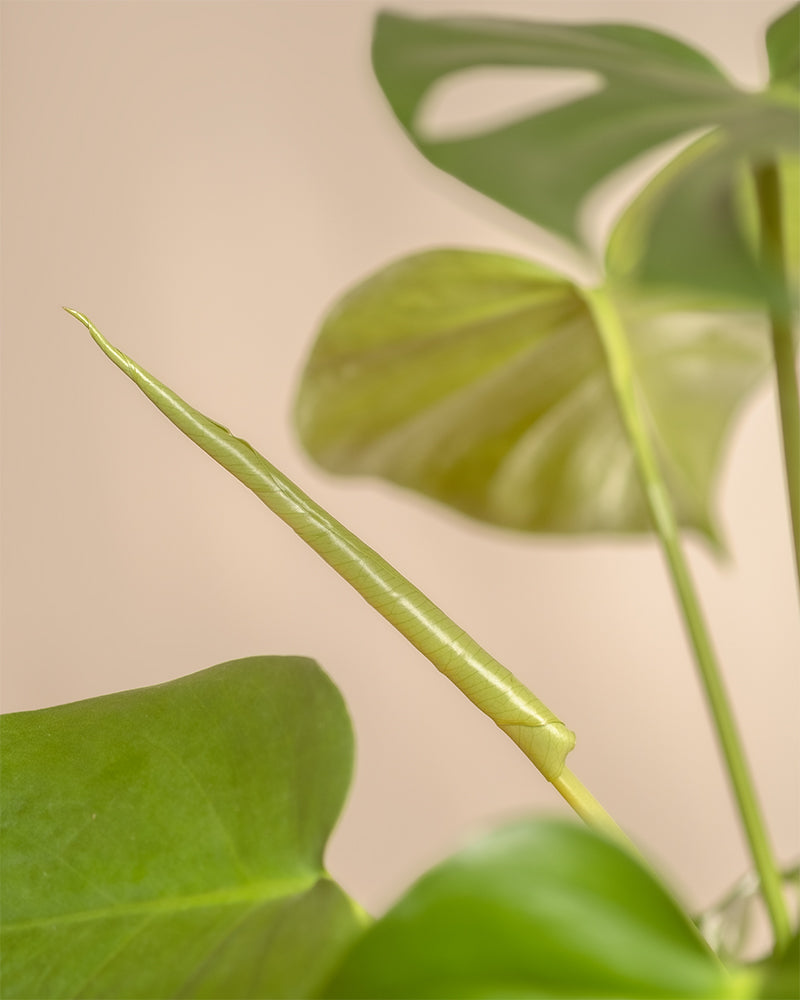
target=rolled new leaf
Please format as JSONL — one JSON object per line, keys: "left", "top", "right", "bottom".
{"left": 66, "top": 309, "right": 575, "bottom": 782}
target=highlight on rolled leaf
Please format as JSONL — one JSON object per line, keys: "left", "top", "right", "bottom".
{"left": 65, "top": 308, "right": 575, "bottom": 783}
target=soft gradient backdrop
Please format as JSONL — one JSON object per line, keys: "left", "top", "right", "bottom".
{"left": 3, "top": 0, "right": 798, "bottom": 922}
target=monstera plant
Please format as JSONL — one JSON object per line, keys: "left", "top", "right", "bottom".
{"left": 2, "top": 5, "right": 798, "bottom": 998}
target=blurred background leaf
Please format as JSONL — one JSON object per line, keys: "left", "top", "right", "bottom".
{"left": 607, "top": 133, "right": 799, "bottom": 309}
{"left": 0, "top": 657, "right": 366, "bottom": 999}
{"left": 698, "top": 864, "right": 799, "bottom": 968}
{"left": 765, "top": 3, "right": 800, "bottom": 92}
{"left": 372, "top": 8, "right": 799, "bottom": 304}
{"left": 296, "top": 249, "right": 768, "bottom": 542}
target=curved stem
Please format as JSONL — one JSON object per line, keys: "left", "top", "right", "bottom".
{"left": 753, "top": 162, "right": 800, "bottom": 599}
{"left": 583, "top": 286, "right": 791, "bottom": 952}
{"left": 67, "top": 308, "right": 626, "bottom": 843}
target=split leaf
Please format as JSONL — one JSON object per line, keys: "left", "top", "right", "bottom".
{"left": 372, "top": 8, "right": 799, "bottom": 303}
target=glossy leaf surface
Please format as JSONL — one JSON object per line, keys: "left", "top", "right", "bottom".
{"left": 296, "top": 249, "right": 767, "bottom": 540}
{"left": 372, "top": 9, "right": 799, "bottom": 302}
{"left": 0, "top": 656, "right": 365, "bottom": 999}
{"left": 323, "top": 817, "right": 750, "bottom": 999}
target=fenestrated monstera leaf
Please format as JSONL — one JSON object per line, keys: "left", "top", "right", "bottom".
{"left": 371, "top": 7, "right": 800, "bottom": 303}
{"left": 0, "top": 657, "right": 367, "bottom": 999}
{"left": 295, "top": 249, "right": 768, "bottom": 541}
{"left": 321, "top": 817, "right": 751, "bottom": 999}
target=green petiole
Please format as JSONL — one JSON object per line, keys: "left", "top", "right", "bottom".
{"left": 753, "top": 161, "right": 800, "bottom": 598}
{"left": 66, "top": 308, "right": 628, "bottom": 845}
{"left": 583, "top": 285, "right": 792, "bottom": 953}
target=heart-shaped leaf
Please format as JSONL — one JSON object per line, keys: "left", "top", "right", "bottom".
{"left": 0, "top": 656, "right": 366, "bottom": 999}
{"left": 295, "top": 249, "right": 767, "bottom": 541}
{"left": 322, "top": 817, "right": 751, "bottom": 999}
{"left": 371, "top": 9, "right": 799, "bottom": 303}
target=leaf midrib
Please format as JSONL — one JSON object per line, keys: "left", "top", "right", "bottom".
{"left": 2, "top": 872, "right": 322, "bottom": 933}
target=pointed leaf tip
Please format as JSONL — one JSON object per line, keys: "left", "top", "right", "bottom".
{"left": 64, "top": 306, "right": 89, "bottom": 324}
{"left": 63, "top": 309, "right": 137, "bottom": 377}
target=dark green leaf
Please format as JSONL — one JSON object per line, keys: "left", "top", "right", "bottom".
{"left": 607, "top": 133, "right": 799, "bottom": 306}
{"left": 0, "top": 656, "right": 366, "bottom": 999}
{"left": 296, "top": 249, "right": 767, "bottom": 541}
{"left": 371, "top": 11, "right": 799, "bottom": 303}
{"left": 322, "top": 817, "right": 751, "bottom": 999}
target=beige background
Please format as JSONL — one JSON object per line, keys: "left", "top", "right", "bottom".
{"left": 2, "top": 0, "right": 798, "bottom": 921}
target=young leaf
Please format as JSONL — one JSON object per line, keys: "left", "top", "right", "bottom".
{"left": 322, "top": 817, "right": 752, "bottom": 999}
{"left": 371, "top": 10, "right": 799, "bottom": 303}
{"left": 64, "top": 310, "right": 578, "bottom": 789}
{"left": 295, "top": 249, "right": 768, "bottom": 542}
{"left": 0, "top": 656, "right": 366, "bottom": 999}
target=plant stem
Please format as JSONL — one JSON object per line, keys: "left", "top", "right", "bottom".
{"left": 67, "top": 308, "right": 627, "bottom": 844}
{"left": 753, "top": 161, "right": 800, "bottom": 598}
{"left": 584, "top": 286, "right": 791, "bottom": 953}
{"left": 553, "top": 767, "right": 634, "bottom": 850}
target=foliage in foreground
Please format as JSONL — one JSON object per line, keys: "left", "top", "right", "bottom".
{"left": 2, "top": 4, "right": 798, "bottom": 998}
{"left": 0, "top": 659, "right": 754, "bottom": 999}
